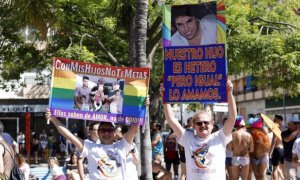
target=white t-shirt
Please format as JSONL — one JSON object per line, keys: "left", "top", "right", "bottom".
{"left": 178, "top": 128, "right": 232, "bottom": 180}
{"left": 171, "top": 14, "right": 217, "bottom": 47}
{"left": 50, "top": 165, "right": 65, "bottom": 177}
{"left": 292, "top": 138, "right": 300, "bottom": 178}
{"left": 19, "top": 163, "right": 30, "bottom": 180}
{"left": 81, "top": 138, "right": 131, "bottom": 180}
{"left": 125, "top": 143, "right": 138, "bottom": 180}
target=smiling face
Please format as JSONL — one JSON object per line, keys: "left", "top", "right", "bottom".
{"left": 98, "top": 123, "right": 115, "bottom": 145}
{"left": 175, "top": 16, "right": 199, "bottom": 40}
{"left": 193, "top": 111, "right": 214, "bottom": 139}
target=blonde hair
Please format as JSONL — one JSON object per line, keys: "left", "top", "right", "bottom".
{"left": 192, "top": 111, "right": 213, "bottom": 124}
{"left": 16, "top": 154, "right": 26, "bottom": 166}
{"left": 48, "top": 156, "right": 59, "bottom": 169}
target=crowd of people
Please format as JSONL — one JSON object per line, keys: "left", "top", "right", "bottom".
{"left": 74, "top": 76, "right": 124, "bottom": 114}
{"left": 1, "top": 80, "right": 300, "bottom": 180}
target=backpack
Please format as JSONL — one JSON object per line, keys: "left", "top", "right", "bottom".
{"left": 0, "top": 143, "right": 25, "bottom": 180}
{"left": 164, "top": 135, "right": 178, "bottom": 160}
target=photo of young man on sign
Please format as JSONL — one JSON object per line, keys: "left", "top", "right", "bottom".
{"left": 74, "top": 75, "right": 124, "bottom": 114}
{"left": 171, "top": 2, "right": 217, "bottom": 46}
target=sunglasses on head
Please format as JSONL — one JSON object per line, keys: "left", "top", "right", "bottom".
{"left": 99, "top": 128, "right": 114, "bottom": 133}
{"left": 195, "top": 121, "right": 210, "bottom": 126}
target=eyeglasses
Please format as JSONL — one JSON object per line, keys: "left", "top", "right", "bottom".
{"left": 99, "top": 128, "right": 114, "bottom": 133}
{"left": 195, "top": 121, "right": 210, "bottom": 126}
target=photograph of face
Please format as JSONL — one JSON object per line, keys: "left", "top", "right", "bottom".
{"left": 170, "top": 2, "right": 217, "bottom": 47}
{"left": 74, "top": 75, "right": 124, "bottom": 114}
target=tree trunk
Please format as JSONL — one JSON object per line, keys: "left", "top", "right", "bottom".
{"left": 132, "top": 0, "right": 151, "bottom": 179}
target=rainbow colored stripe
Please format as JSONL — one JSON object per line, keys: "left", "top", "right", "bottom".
{"left": 49, "top": 57, "right": 150, "bottom": 125}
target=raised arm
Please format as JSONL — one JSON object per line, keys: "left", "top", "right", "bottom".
{"left": 223, "top": 80, "right": 237, "bottom": 136}
{"left": 160, "top": 83, "right": 184, "bottom": 138}
{"left": 45, "top": 109, "right": 84, "bottom": 152}
{"left": 124, "top": 125, "right": 139, "bottom": 145}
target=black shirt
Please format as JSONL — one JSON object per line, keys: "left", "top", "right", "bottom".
{"left": 281, "top": 129, "right": 296, "bottom": 161}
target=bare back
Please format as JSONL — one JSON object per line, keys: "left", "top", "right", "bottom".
{"left": 251, "top": 129, "right": 270, "bottom": 158}
{"left": 232, "top": 129, "right": 253, "bottom": 157}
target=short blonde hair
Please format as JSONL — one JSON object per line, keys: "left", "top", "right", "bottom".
{"left": 192, "top": 111, "right": 213, "bottom": 124}
{"left": 48, "top": 156, "right": 59, "bottom": 169}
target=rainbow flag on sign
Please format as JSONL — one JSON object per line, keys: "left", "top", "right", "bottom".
{"left": 49, "top": 57, "right": 150, "bottom": 125}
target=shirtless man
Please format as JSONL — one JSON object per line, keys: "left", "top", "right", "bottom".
{"left": 269, "top": 115, "right": 284, "bottom": 180}
{"left": 228, "top": 115, "right": 253, "bottom": 180}
{"left": 248, "top": 117, "right": 271, "bottom": 180}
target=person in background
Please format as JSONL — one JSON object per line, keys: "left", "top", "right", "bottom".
{"left": 269, "top": 115, "right": 284, "bottom": 180}
{"left": 48, "top": 157, "right": 66, "bottom": 180}
{"left": 77, "top": 122, "right": 100, "bottom": 180}
{"left": 247, "top": 116, "right": 270, "bottom": 180}
{"left": 16, "top": 154, "right": 30, "bottom": 180}
{"left": 58, "top": 141, "right": 66, "bottom": 160}
{"left": 66, "top": 153, "right": 80, "bottom": 180}
{"left": 40, "top": 136, "right": 48, "bottom": 162}
{"left": 152, "top": 154, "right": 172, "bottom": 180}
{"left": 32, "top": 132, "right": 39, "bottom": 164}
{"left": 292, "top": 117, "right": 300, "bottom": 180}
{"left": 151, "top": 122, "right": 163, "bottom": 160}
{"left": 164, "top": 128, "right": 180, "bottom": 180}
{"left": 282, "top": 116, "right": 300, "bottom": 180}
{"left": 229, "top": 115, "right": 253, "bottom": 180}
{"left": 17, "top": 132, "right": 25, "bottom": 154}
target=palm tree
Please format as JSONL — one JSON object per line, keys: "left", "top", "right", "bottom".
{"left": 131, "top": 0, "right": 152, "bottom": 179}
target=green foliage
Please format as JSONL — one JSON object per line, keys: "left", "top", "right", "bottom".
{"left": 226, "top": 0, "right": 300, "bottom": 95}
{"left": 56, "top": 45, "right": 96, "bottom": 63}
{"left": 0, "top": 0, "right": 300, "bottom": 97}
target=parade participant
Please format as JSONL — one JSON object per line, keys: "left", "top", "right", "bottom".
{"left": 292, "top": 117, "right": 300, "bottom": 180}
{"left": 282, "top": 116, "right": 299, "bottom": 180}
{"left": 171, "top": 4, "right": 217, "bottom": 46}
{"left": 16, "top": 154, "right": 30, "bottom": 180}
{"left": 77, "top": 122, "right": 100, "bottom": 180}
{"left": 0, "top": 121, "right": 14, "bottom": 179}
{"left": 66, "top": 153, "right": 80, "bottom": 180}
{"left": 164, "top": 128, "right": 180, "bottom": 180}
{"left": 46, "top": 111, "right": 136, "bottom": 180}
{"left": 46, "top": 97, "right": 149, "bottom": 180}
{"left": 269, "top": 115, "right": 284, "bottom": 180}
{"left": 151, "top": 122, "right": 163, "bottom": 159}
{"left": 229, "top": 115, "right": 253, "bottom": 180}
{"left": 48, "top": 156, "right": 66, "bottom": 180}
{"left": 247, "top": 116, "right": 270, "bottom": 180}
{"left": 160, "top": 80, "right": 237, "bottom": 179}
